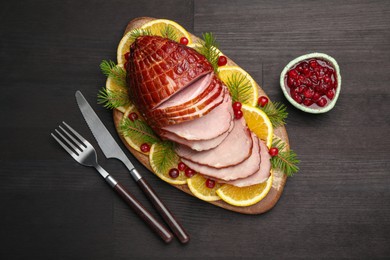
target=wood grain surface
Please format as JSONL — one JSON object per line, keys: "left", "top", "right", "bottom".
{"left": 0, "top": 0, "right": 389, "bottom": 259}
{"left": 115, "top": 16, "right": 288, "bottom": 215}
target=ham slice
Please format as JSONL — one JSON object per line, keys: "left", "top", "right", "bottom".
{"left": 162, "top": 118, "right": 234, "bottom": 151}
{"left": 223, "top": 139, "right": 271, "bottom": 187}
{"left": 161, "top": 92, "right": 232, "bottom": 140}
{"left": 176, "top": 117, "right": 252, "bottom": 168}
{"left": 181, "top": 133, "right": 261, "bottom": 181}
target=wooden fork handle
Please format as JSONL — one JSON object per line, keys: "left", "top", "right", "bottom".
{"left": 136, "top": 177, "right": 190, "bottom": 244}
{"left": 106, "top": 176, "right": 173, "bottom": 243}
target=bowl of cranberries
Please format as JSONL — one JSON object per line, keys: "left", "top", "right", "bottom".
{"left": 280, "top": 53, "right": 341, "bottom": 113}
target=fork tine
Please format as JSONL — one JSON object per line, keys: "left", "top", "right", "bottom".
{"left": 62, "top": 121, "right": 90, "bottom": 147}
{"left": 59, "top": 125, "right": 85, "bottom": 149}
{"left": 55, "top": 129, "right": 82, "bottom": 155}
{"left": 51, "top": 133, "right": 79, "bottom": 161}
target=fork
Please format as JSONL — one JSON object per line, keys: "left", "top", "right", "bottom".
{"left": 51, "top": 122, "right": 173, "bottom": 243}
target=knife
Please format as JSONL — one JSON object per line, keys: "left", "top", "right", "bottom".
{"left": 75, "top": 90, "right": 190, "bottom": 244}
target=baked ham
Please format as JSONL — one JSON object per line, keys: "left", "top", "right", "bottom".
{"left": 181, "top": 133, "right": 261, "bottom": 181}
{"left": 127, "top": 35, "right": 271, "bottom": 187}
{"left": 176, "top": 117, "right": 252, "bottom": 168}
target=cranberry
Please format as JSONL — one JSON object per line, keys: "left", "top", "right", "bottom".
{"left": 179, "top": 37, "right": 189, "bottom": 45}
{"left": 303, "top": 98, "right": 314, "bottom": 106}
{"left": 309, "top": 60, "right": 317, "bottom": 68}
{"left": 140, "top": 143, "right": 151, "bottom": 153}
{"left": 232, "top": 101, "right": 242, "bottom": 111}
{"left": 185, "top": 168, "right": 196, "bottom": 178}
{"left": 205, "top": 179, "right": 216, "bottom": 188}
{"left": 288, "top": 69, "right": 298, "bottom": 79}
{"left": 312, "top": 92, "right": 321, "bottom": 102}
{"left": 287, "top": 77, "right": 294, "bottom": 87}
{"left": 303, "top": 67, "right": 310, "bottom": 75}
{"left": 234, "top": 109, "right": 243, "bottom": 119}
{"left": 128, "top": 112, "right": 138, "bottom": 121}
{"left": 326, "top": 89, "right": 335, "bottom": 100}
{"left": 124, "top": 52, "right": 130, "bottom": 61}
{"left": 169, "top": 168, "right": 179, "bottom": 178}
{"left": 178, "top": 162, "right": 187, "bottom": 171}
{"left": 258, "top": 96, "right": 269, "bottom": 107}
{"left": 296, "top": 85, "right": 305, "bottom": 93}
{"left": 316, "top": 97, "right": 327, "bottom": 107}
{"left": 303, "top": 87, "right": 314, "bottom": 98}
{"left": 292, "top": 92, "right": 303, "bottom": 104}
{"left": 269, "top": 147, "right": 279, "bottom": 157}
{"left": 217, "top": 55, "right": 228, "bottom": 66}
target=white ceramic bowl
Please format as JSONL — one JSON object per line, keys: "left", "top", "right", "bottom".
{"left": 280, "top": 53, "right": 341, "bottom": 113}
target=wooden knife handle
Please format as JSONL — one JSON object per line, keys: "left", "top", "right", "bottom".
{"left": 137, "top": 177, "right": 190, "bottom": 244}
{"left": 113, "top": 182, "right": 173, "bottom": 243}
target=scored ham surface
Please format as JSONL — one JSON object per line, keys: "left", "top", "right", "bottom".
{"left": 176, "top": 117, "right": 252, "bottom": 168}
{"left": 181, "top": 133, "right": 261, "bottom": 181}
{"left": 127, "top": 36, "right": 213, "bottom": 115}
{"left": 161, "top": 92, "right": 233, "bottom": 140}
{"left": 222, "top": 139, "right": 271, "bottom": 187}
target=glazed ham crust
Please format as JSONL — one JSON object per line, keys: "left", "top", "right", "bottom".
{"left": 127, "top": 35, "right": 213, "bottom": 116}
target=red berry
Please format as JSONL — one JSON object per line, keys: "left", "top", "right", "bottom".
{"left": 303, "top": 98, "right": 314, "bottom": 106}
{"left": 140, "top": 143, "right": 150, "bottom": 153}
{"left": 316, "top": 97, "right": 327, "bottom": 107}
{"left": 232, "top": 101, "right": 242, "bottom": 111}
{"left": 292, "top": 92, "right": 303, "bottom": 104}
{"left": 303, "top": 87, "right": 314, "bottom": 98}
{"left": 234, "top": 109, "right": 243, "bottom": 119}
{"left": 128, "top": 112, "right": 138, "bottom": 121}
{"left": 217, "top": 56, "right": 228, "bottom": 66}
{"left": 185, "top": 168, "right": 196, "bottom": 178}
{"left": 180, "top": 37, "right": 189, "bottom": 45}
{"left": 309, "top": 60, "right": 318, "bottom": 68}
{"left": 312, "top": 92, "right": 321, "bottom": 102}
{"left": 288, "top": 69, "right": 298, "bottom": 79}
{"left": 124, "top": 52, "right": 130, "bottom": 61}
{"left": 326, "top": 89, "right": 335, "bottom": 100}
{"left": 258, "top": 96, "right": 269, "bottom": 107}
{"left": 205, "top": 179, "right": 216, "bottom": 188}
{"left": 178, "top": 162, "right": 187, "bottom": 171}
{"left": 269, "top": 147, "right": 279, "bottom": 157}
{"left": 169, "top": 168, "right": 179, "bottom": 179}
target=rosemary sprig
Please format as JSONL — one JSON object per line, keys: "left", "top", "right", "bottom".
{"left": 195, "top": 32, "right": 220, "bottom": 72}
{"left": 119, "top": 117, "right": 160, "bottom": 145}
{"left": 97, "top": 88, "right": 130, "bottom": 109}
{"left": 271, "top": 137, "right": 299, "bottom": 177}
{"left": 129, "top": 28, "right": 152, "bottom": 41}
{"left": 160, "top": 25, "right": 178, "bottom": 41}
{"left": 100, "top": 60, "right": 126, "bottom": 88}
{"left": 151, "top": 141, "right": 179, "bottom": 174}
{"left": 259, "top": 101, "right": 288, "bottom": 128}
{"left": 224, "top": 73, "right": 253, "bottom": 104}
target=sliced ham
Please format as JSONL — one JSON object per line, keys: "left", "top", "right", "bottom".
{"left": 181, "top": 133, "right": 261, "bottom": 181}
{"left": 161, "top": 91, "right": 232, "bottom": 140}
{"left": 162, "top": 118, "right": 234, "bottom": 151}
{"left": 223, "top": 138, "right": 271, "bottom": 187}
{"left": 176, "top": 117, "right": 252, "bottom": 168}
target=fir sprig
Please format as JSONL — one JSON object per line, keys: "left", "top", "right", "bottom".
{"left": 271, "top": 137, "right": 299, "bottom": 177}
{"left": 195, "top": 32, "right": 220, "bottom": 72}
{"left": 100, "top": 60, "right": 126, "bottom": 88}
{"left": 128, "top": 28, "right": 152, "bottom": 41}
{"left": 259, "top": 101, "right": 288, "bottom": 128}
{"left": 160, "top": 25, "right": 178, "bottom": 41}
{"left": 224, "top": 72, "right": 253, "bottom": 104}
{"left": 119, "top": 117, "right": 160, "bottom": 145}
{"left": 97, "top": 88, "right": 130, "bottom": 109}
{"left": 151, "top": 141, "right": 180, "bottom": 174}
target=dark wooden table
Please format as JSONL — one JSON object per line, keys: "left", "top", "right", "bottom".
{"left": 1, "top": 0, "right": 389, "bottom": 259}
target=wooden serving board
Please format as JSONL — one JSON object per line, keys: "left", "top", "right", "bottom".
{"left": 112, "top": 17, "right": 289, "bottom": 214}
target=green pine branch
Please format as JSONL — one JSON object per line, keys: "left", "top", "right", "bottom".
{"left": 224, "top": 72, "right": 253, "bottom": 105}
{"left": 271, "top": 137, "right": 299, "bottom": 177}
{"left": 259, "top": 101, "right": 288, "bottom": 128}
{"left": 160, "top": 25, "right": 178, "bottom": 41}
{"left": 129, "top": 28, "right": 153, "bottom": 41}
{"left": 195, "top": 32, "right": 220, "bottom": 72}
{"left": 119, "top": 117, "right": 160, "bottom": 145}
{"left": 151, "top": 141, "right": 180, "bottom": 174}
{"left": 97, "top": 88, "right": 130, "bottom": 109}
{"left": 100, "top": 60, "right": 126, "bottom": 88}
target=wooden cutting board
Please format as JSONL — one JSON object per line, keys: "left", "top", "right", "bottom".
{"left": 112, "top": 17, "right": 288, "bottom": 214}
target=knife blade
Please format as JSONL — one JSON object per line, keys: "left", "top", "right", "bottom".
{"left": 75, "top": 90, "right": 190, "bottom": 244}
